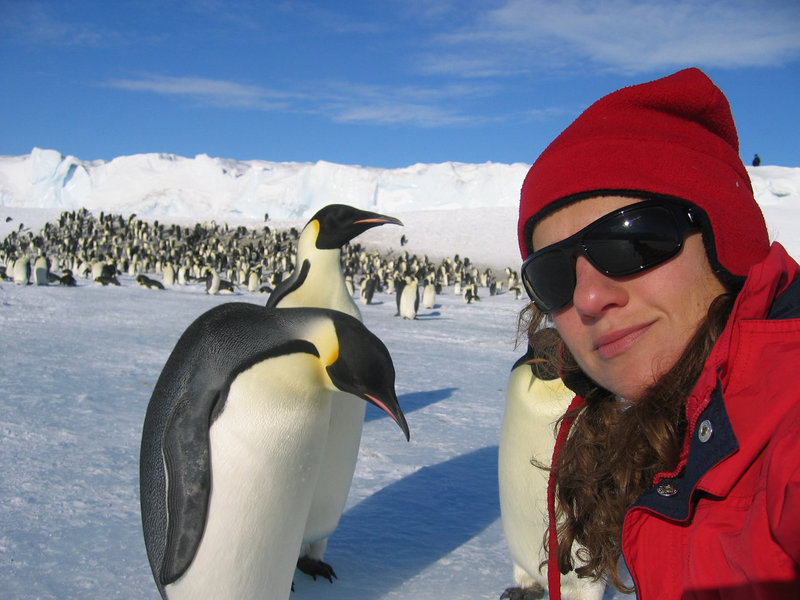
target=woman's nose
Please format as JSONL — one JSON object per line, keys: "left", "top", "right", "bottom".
{"left": 571, "top": 256, "right": 628, "bottom": 317}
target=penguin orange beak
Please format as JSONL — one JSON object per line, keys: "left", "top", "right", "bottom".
{"left": 364, "top": 393, "right": 410, "bottom": 441}
{"left": 354, "top": 216, "right": 404, "bottom": 227}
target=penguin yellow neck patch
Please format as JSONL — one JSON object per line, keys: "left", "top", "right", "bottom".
{"left": 299, "top": 219, "right": 321, "bottom": 253}
{"left": 326, "top": 344, "right": 339, "bottom": 367}
{"left": 303, "top": 317, "right": 339, "bottom": 367}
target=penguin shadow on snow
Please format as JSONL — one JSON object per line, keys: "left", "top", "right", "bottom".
{"left": 415, "top": 309, "right": 442, "bottom": 319}
{"left": 364, "top": 387, "right": 457, "bottom": 422}
{"left": 297, "top": 445, "right": 500, "bottom": 598}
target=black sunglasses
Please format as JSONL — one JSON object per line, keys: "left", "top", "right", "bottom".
{"left": 520, "top": 200, "right": 697, "bottom": 313}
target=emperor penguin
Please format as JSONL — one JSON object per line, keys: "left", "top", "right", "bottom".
{"left": 177, "top": 265, "right": 188, "bottom": 286}
{"left": 498, "top": 329, "right": 606, "bottom": 600}
{"left": 396, "top": 277, "right": 419, "bottom": 320}
{"left": 33, "top": 255, "right": 49, "bottom": 285}
{"left": 162, "top": 264, "right": 175, "bottom": 287}
{"left": 344, "top": 273, "right": 355, "bottom": 297}
{"left": 13, "top": 255, "right": 30, "bottom": 285}
{"left": 265, "top": 203, "right": 403, "bottom": 579}
{"left": 77, "top": 260, "right": 91, "bottom": 279}
{"left": 204, "top": 269, "right": 221, "bottom": 295}
{"left": 359, "top": 275, "right": 377, "bottom": 306}
{"left": 140, "top": 304, "right": 410, "bottom": 600}
{"left": 91, "top": 260, "right": 107, "bottom": 281}
{"left": 421, "top": 280, "right": 436, "bottom": 309}
{"left": 247, "top": 269, "right": 260, "bottom": 292}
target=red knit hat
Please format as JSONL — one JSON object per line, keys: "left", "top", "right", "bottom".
{"left": 518, "top": 68, "right": 770, "bottom": 281}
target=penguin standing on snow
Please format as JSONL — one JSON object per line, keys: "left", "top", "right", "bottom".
{"left": 12, "top": 255, "right": 30, "bottom": 285}
{"left": 498, "top": 329, "right": 606, "bottom": 600}
{"left": 421, "top": 280, "right": 436, "bottom": 309}
{"left": 396, "top": 277, "right": 419, "bottom": 319}
{"left": 359, "top": 275, "right": 377, "bottom": 306}
{"left": 33, "top": 255, "right": 49, "bottom": 285}
{"left": 266, "top": 203, "right": 403, "bottom": 580}
{"left": 205, "top": 270, "right": 236, "bottom": 294}
{"left": 140, "top": 304, "right": 409, "bottom": 600}
{"left": 162, "top": 264, "right": 176, "bottom": 287}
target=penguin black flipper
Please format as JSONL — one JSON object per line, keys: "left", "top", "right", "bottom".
{"left": 266, "top": 259, "right": 310, "bottom": 308}
{"left": 160, "top": 388, "right": 221, "bottom": 584}
{"left": 140, "top": 303, "right": 319, "bottom": 591}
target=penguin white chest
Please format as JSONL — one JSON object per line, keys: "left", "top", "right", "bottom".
{"left": 166, "top": 354, "right": 332, "bottom": 600}
{"left": 422, "top": 283, "right": 436, "bottom": 309}
{"left": 498, "top": 373, "right": 572, "bottom": 589}
{"left": 399, "top": 283, "right": 418, "bottom": 319}
{"left": 498, "top": 372, "right": 605, "bottom": 599}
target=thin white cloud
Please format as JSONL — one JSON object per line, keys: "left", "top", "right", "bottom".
{"left": 418, "top": 0, "right": 800, "bottom": 76}
{"left": 104, "top": 74, "right": 508, "bottom": 127}
{"left": 333, "top": 103, "right": 471, "bottom": 127}
{"left": 305, "top": 80, "right": 508, "bottom": 126}
{"left": 106, "top": 75, "right": 299, "bottom": 110}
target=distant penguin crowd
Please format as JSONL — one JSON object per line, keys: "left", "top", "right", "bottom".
{"left": 0, "top": 207, "right": 526, "bottom": 305}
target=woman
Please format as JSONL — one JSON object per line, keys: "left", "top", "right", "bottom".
{"left": 516, "top": 68, "right": 800, "bottom": 599}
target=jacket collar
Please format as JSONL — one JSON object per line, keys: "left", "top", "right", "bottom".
{"left": 683, "top": 242, "right": 800, "bottom": 455}
{"left": 644, "top": 242, "right": 800, "bottom": 512}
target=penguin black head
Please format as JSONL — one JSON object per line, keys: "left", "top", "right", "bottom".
{"left": 325, "top": 312, "right": 410, "bottom": 441}
{"left": 309, "top": 204, "right": 403, "bottom": 250}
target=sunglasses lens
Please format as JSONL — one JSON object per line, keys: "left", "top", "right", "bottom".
{"left": 522, "top": 248, "right": 576, "bottom": 312}
{"left": 583, "top": 206, "right": 683, "bottom": 275}
{"left": 521, "top": 202, "right": 689, "bottom": 313}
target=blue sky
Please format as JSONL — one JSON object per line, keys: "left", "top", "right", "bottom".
{"left": 1, "top": 0, "right": 799, "bottom": 168}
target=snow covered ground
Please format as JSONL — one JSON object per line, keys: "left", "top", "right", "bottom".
{"left": 0, "top": 153, "right": 798, "bottom": 599}
{"left": 0, "top": 260, "right": 539, "bottom": 600}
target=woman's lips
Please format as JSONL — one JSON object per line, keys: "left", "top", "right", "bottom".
{"left": 593, "top": 323, "right": 652, "bottom": 360}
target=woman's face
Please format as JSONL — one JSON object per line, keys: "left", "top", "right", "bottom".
{"left": 532, "top": 196, "right": 727, "bottom": 401}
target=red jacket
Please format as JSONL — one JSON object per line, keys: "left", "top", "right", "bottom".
{"left": 624, "top": 243, "right": 800, "bottom": 599}
{"left": 549, "top": 243, "right": 800, "bottom": 599}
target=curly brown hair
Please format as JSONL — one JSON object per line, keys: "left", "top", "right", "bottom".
{"left": 518, "top": 290, "right": 737, "bottom": 591}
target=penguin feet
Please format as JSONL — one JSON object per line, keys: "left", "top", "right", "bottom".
{"left": 500, "top": 583, "right": 545, "bottom": 600}
{"left": 297, "top": 556, "right": 338, "bottom": 583}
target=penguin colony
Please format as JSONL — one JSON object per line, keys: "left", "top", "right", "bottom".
{"left": 2, "top": 207, "right": 582, "bottom": 600}
{"left": 0, "top": 208, "right": 524, "bottom": 303}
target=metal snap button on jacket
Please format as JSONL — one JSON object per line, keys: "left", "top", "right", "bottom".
{"left": 698, "top": 419, "right": 714, "bottom": 443}
{"left": 656, "top": 483, "right": 678, "bottom": 497}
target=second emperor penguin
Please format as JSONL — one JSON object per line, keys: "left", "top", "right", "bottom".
{"left": 266, "top": 203, "right": 403, "bottom": 580}
{"left": 498, "top": 328, "right": 606, "bottom": 600}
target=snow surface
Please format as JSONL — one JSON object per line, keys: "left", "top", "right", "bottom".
{"left": 0, "top": 150, "right": 798, "bottom": 600}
